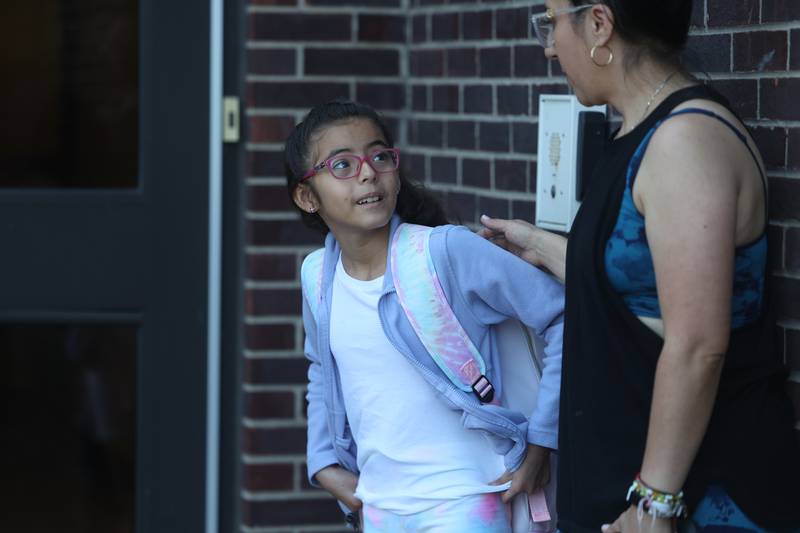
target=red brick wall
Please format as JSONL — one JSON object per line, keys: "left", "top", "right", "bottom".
{"left": 242, "top": 1, "right": 406, "bottom": 530}
{"left": 241, "top": 1, "right": 800, "bottom": 530}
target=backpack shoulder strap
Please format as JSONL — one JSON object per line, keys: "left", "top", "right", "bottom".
{"left": 390, "top": 223, "right": 495, "bottom": 403}
{"left": 391, "top": 224, "right": 553, "bottom": 524}
{"left": 300, "top": 248, "right": 325, "bottom": 322}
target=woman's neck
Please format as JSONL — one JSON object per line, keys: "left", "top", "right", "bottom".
{"left": 608, "top": 62, "right": 694, "bottom": 136}
{"left": 336, "top": 224, "right": 391, "bottom": 281}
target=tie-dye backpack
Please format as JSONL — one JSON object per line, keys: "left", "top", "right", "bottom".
{"left": 301, "top": 222, "right": 555, "bottom": 532}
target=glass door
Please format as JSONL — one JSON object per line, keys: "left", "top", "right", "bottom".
{"left": 1, "top": 324, "right": 138, "bottom": 532}
{"left": 0, "top": 1, "right": 220, "bottom": 531}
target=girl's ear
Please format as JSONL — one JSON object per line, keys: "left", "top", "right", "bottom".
{"left": 292, "top": 183, "right": 320, "bottom": 214}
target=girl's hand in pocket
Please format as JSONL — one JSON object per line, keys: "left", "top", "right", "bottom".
{"left": 316, "top": 465, "right": 363, "bottom": 512}
{"left": 490, "top": 444, "right": 551, "bottom": 503}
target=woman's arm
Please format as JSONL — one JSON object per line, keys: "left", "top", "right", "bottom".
{"left": 479, "top": 215, "right": 568, "bottom": 283}
{"left": 638, "top": 115, "right": 739, "bottom": 491}
{"left": 605, "top": 114, "right": 744, "bottom": 531}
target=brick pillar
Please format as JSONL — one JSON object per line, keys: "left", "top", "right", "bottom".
{"left": 242, "top": 0, "right": 407, "bottom": 530}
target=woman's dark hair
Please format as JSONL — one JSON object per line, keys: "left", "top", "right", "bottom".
{"left": 285, "top": 99, "right": 450, "bottom": 234}
{"left": 571, "top": 0, "right": 693, "bottom": 67}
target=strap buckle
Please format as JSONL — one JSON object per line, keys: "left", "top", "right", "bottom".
{"left": 345, "top": 511, "right": 361, "bottom": 531}
{"left": 471, "top": 374, "right": 495, "bottom": 403}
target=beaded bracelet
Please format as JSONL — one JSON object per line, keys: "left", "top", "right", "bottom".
{"left": 625, "top": 473, "right": 687, "bottom": 519}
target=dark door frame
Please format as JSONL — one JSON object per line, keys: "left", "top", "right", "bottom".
{"left": 0, "top": 0, "right": 247, "bottom": 529}
{"left": 138, "top": 0, "right": 216, "bottom": 530}
{"left": 0, "top": 0, "right": 235, "bottom": 531}
{"left": 219, "top": 0, "right": 246, "bottom": 529}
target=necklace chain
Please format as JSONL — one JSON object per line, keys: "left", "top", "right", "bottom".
{"left": 627, "top": 70, "right": 679, "bottom": 133}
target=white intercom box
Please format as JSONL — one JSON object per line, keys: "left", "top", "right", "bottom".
{"left": 535, "top": 95, "right": 607, "bottom": 232}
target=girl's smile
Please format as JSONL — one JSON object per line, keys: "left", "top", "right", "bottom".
{"left": 355, "top": 191, "right": 385, "bottom": 207}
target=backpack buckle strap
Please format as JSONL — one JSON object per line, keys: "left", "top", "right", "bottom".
{"left": 459, "top": 359, "right": 481, "bottom": 383}
{"left": 471, "top": 374, "right": 495, "bottom": 404}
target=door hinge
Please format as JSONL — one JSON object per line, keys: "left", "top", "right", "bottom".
{"left": 222, "top": 96, "right": 240, "bottom": 143}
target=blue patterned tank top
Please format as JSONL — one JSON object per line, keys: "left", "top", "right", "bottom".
{"left": 605, "top": 108, "right": 767, "bottom": 329}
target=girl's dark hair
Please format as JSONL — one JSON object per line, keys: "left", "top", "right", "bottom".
{"left": 285, "top": 99, "right": 450, "bottom": 234}
{"left": 571, "top": 0, "right": 693, "bottom": 66}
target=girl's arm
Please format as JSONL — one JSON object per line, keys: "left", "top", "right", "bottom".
{"left": 479, "top": 215, "right": 568, "bottom": 283}
{"left": 302, "top": 294, "right": 362, "bottom": 510}
{"left": 604, "top": 114, "right": 743, "bottom": 531}
{"left": 440, "top": 226, "right": 565, "bottom": 449}
{"left": 315, "top": 466, "right": 362, "bottom": 513}
{"left": 436, "top": 227, "right": 565, "bottom": 500}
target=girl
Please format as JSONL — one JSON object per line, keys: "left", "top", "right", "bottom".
{"left": 285, "top": 100, "right": 565, "bottom": 532}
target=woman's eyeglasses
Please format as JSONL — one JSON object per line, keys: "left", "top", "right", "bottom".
{"left": 301, "top": 148, "right": 401, "bottom": 182}
{"left": 531, "top": 4, "right": 592, "bottom": 48}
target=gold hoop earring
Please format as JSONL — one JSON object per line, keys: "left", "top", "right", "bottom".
{"left": 590, "top": 45, "right": 613, "bottom": 67}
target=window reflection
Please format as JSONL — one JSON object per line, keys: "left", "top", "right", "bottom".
{"left": 0, "top": 1, "right": 138, "bottom": 188}
{"left": 0, "top": 325, "right": 136, "bottom": 533}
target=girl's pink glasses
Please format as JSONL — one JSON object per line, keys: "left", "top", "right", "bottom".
{"left": 301, "top": 148, "right": 400, "bottom": 182}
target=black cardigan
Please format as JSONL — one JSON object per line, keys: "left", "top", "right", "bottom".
{"left": 556, "top": 84, "right": 800, "bottom": 532}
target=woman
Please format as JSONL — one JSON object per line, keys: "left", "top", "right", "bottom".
{"left": 480, "top": 1, "right": 800, "bottom": 532}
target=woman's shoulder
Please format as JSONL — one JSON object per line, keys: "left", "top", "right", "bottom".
{"left": 671, "top": 98, "right": 747, "bottom": 134}
{"left": 632, "top": 96, "right": 761, "bottom": 221}
{"left": 642, "top": 97, "right": 756, "bottom": 174}
{"left": 653, "top": 96, "right": 751, "bottom": 148}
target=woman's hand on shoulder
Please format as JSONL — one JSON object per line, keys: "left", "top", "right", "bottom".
{"left": 490, "top": 444, "right": 551, "bottom": 503}
{"left": 478, "top": 215, "right": 567, "bottom": 282}
{"left": 315, "top": 465, "right": 362, "bottom": 512}
{"left": 477, "top": 215, "right": 538, "bottom": 261}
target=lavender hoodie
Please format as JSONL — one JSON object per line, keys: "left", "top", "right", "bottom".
{"left": 303, "top": 215, "right": 565, "bottom": 489}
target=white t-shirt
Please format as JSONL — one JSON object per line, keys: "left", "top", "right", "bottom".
{"left": 329, "top": 257, "right": 508, "bottom": 515}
